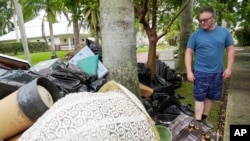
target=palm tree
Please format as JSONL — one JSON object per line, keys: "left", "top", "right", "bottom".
{"left": 12, "top": 0, "right": 32, "bottom": 64}
{"left": 19, "top": 0, "right": 65, "bottom": 58}
{"left": 0, "top": 0, "right": 14, "bottom": 35}
{"left": 100, "top": 0, "right": 140, "bottom": 99}
{"left": 177, "top": 0, "right": 193, "bottom": 73}
{"left": 82, "top": 0, "right": 101, "bottom": 46}
{"left": 63, "top": 0, "right": 84, "bottom": 51}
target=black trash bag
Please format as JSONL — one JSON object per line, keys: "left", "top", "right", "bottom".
{"left": 165, "top": 67, "right": 176, "bottom": 81}
{"left": 0, "top": 68, "right": 39, "bottom": 99}
{"left": 158, "top": 96, "right": 194, "bottom": 116}
{"left": 152, "top": 92, "right": 171, "bottom": 110}
{"left": 47, "top": 62, "right": 95, "bottom": 96}
{"left": 156, "top": 60, "right": 183, "bottom": 89}
{"left": 156, "top": 60, "right": 168, "bottom": 79}
{"left": 86, "top": 38, "right": 103, "bottom": 62}
{"left": 151, "top": 75, "right": 175, "bottom": 96}
{"left": 0, "top": 69, "right": 39, "bottom": 84}
{"left": 173, "top": 93, "right": 185, "bottom": 100}
{"left": 170, "top": 72, "right": 183, "bottom": 89}
{"left": 160, "top": 105, "right": 182, "bottom": 115}
{"left": 176, "top": 103, "right": 194, "bottom": 116}
{"left": 137, "top": 63, "right": 151, "bottom": 86}
{"left": 88, "top": 78, "right": 107, "bottom": 92}
{"left": 156, "top": 60, "right": 175, "bottom": 81}
{"left": 158, "top": 96, "right": 180, "bottom": 112}
{"left": 155, "top": 113, "right": 179, "bottom": 127}
{"left": 142, "top": 97, "right": 155, "bottom": 117}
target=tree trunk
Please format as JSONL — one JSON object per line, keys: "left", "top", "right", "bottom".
{"left": 95, "top": 29, "right": 100, "bottom": 46}
{"left": 100, "top": 0, "right": 141, "bottom": 100}
{"left": 13, "top": 0, "right": 32, "bottom": 64}
{"left": 48, "top": 13, "right": 57, "bottom": 59}
{"left": 147, "top": 36, "right": 158, "bottom": 79}
{"left": 48, "top": 21, "right": 57, "bottom": 58}
{"left": 73, "top": 21, "right": 81, "bottom": 51}
{"left": 176, "top": 0, "right": 193, "bottom": 73}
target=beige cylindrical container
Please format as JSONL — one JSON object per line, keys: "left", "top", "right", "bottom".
{"left": 0, "top": 77, "right": 61, "bottom": 140}
{"left": 4, "top": 132, "right": 23, "bottom": 141}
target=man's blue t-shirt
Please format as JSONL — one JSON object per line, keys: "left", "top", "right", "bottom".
{"left": 187, "top": 26, "right": 234, "bottom": 73}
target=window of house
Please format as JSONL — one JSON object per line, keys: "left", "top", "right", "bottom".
{"left": 37, "top": 40, "right": 40, "bottom": 42}
{"left": 64, "top": 39, "right": 67, "bottom": 42}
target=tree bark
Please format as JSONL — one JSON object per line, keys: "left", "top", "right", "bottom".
{"left": 73, "top": 21, "right": 81, "bottom": 51}
{"left": 47, "top": 13, "right": 57, "bottom": 59}
{"left": 13, "top": 0, "right": 32, "bottom": 64}
{"left": 100, "top": 0, "right": 141, "bottom": 100}
{"left": 177, "top": 0, "right": 193, "bottom": 73}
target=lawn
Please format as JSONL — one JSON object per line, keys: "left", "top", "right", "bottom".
{"left": 14, "top": 51, "right": 68, "bottom": 66}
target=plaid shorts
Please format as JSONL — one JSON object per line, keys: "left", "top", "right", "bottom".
{"left": 193, "top": 71, "right": 223, "bottom": 101}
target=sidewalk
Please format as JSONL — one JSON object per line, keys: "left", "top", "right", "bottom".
{"left": 223, "top": 46, "right": 250, "bottom": 141}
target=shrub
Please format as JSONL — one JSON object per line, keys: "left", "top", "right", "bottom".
{"left": 0, "top": 42, "right": 49, "bottom": 55}
{"left": 234, "top": 27, "right": 250, "bottom": 46}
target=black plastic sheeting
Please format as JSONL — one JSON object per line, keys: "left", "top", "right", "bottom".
{"left": 0, "top": 39, "right": 106, "bottom": 99}
{"left": 0, "top": 67, "right": 39, "bottom": 99}
{"left": 138, "top": 62, "right": 194, "bottom": 127}
{"left": 86, "top": 39, "right": 103, "bottom": 62}
{"left": 47, "top": 62, "right": 106, "bottom": 96}
{"left": 0, "top": 61, "right": 106, "bottom": 99}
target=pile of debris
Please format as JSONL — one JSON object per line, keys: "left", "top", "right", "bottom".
{"left": 138, "top": 61, "right": 194, "bottom": 127}
{"left": 0, "top": 39, "right": 193, "bottom": 140}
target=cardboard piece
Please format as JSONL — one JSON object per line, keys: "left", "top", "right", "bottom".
{"left": 139, "top": 83, "right": 154, "bottom": 97}
{"left": 69, "top": 46, "right": 108, "bottom": 78}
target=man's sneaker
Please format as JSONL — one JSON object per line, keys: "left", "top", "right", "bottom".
{"left": 201, "top": 119, "right": 214, "bottom": 129}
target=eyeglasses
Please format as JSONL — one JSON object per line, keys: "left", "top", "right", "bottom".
{"left": 199, "top": 17, "right": 213, "bottom": 23}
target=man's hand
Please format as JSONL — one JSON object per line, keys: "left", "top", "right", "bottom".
{"left": 187, "top": 71, "right": 195, "bottom": 82}
{"left": 223, "top": 68, "right": 232, "bottom": 79}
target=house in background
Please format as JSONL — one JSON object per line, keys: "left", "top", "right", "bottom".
{"left": 0, "top": 17, "right": 90, "bottom": 51}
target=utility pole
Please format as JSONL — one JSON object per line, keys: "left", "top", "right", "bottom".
{"left": 12, "top": 0, "right": 32, "bottom": 64}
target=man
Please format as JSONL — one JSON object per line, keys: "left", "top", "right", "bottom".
{"left": 185, "top": 6, "right": 235, "bottom": 129}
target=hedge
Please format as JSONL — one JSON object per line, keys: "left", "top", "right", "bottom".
{"left": 234, "top": 27, "right": 250, "bottom": 46}
{"left": 0, "top": 42, "right": 49, "bottom": 55}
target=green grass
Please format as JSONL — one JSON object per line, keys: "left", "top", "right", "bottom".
{"left": 136, "top": 46, "right": 150, "bottom": 53}
{"left": 14, "top": 51, "right": 68, "bottom": 66}
{"left": 136, "top": 44, "right": 173, "bottom": 53}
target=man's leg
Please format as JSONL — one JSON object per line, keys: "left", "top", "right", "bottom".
{"left": 201, "top": 98, "right": 214, "bottom": 128}
{"left": 194, "top": 101, "right": 204, "bottom": 121}
{"left": 203, "top": 98, "right": 213, "bottom": 115}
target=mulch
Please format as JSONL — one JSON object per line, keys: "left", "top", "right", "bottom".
{"left": 216, "top": 78, "right": 231, "bottom": 140}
